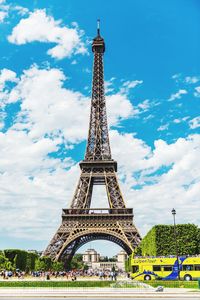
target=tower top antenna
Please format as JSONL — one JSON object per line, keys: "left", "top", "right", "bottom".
{"left": 97, "top": 19, "right": 100, "bottom": 36}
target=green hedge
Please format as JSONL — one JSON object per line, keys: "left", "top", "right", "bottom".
{"left": 0, "top": 280, "right": 198, "bottom": 289}
{"left": 1, "top": 251, "right": 64, "bottom": 272}
{"left": 0, "top": 280, "right": 113, "bottom": 288}
{"left": 3, "top": 250, "right": 39, "bottom": 271}
{"left": 137, "top": 224, "right": 200, "bottom": 256}
{"left": 4, "top": 249, "right": 28, "bottom": 271}
{"left": 145, "top": 280, "right": 199, "bottom": 289}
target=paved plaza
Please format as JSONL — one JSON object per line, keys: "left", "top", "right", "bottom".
{"left": 0, "top": 298, "right": 199, "bottom": 300}
{"left": 0, "top": 288, "right": 199, "bottom": 299}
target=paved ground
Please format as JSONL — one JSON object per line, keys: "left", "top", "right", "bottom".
{"left": 0, "top": 298, "right": 199, "bottom": 300}
{"left": 0, "top": 288, "right": 199, "bottom": 299}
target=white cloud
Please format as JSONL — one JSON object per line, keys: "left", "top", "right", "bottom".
{"left": 168, "top": 89, "right": 187, "bottom": 101}
{"left": 0, "top": 130, "right": 59, "bottom": 174}
{"left": 71, "top": 59, "right": 77, "bottom": 65}
{"left": 173, "top": 116, "right": 189, "bottom": 124}
{"left": 0, "top": 69, "right": 18, "bottom": 106}
{"left": 0, "top": 2, "right": 29, "bottom": 24}
{"left": 0, "top": 0, "right": 10, "bottom": 23}
{"left": 3, "top": 66, "right": 141, "bottom": 139}
{"left": 0, "top": 64, "right": 199, "bottom": 243}
{"left": 143, "top": 114, "right": 154, "bottom": 122}
{"left": 0, "top": 68, "right": 18, "bottom": 89}
{"left": 105, "top": 78, "right": 143, "bottom": 97}
{"left": 172, "top": 74, "right": 200, "bottom": 85}
{"left": 173, "top": 119, "right": 181, "bottom": 124}
{"left": 0, "top": 0, "right": 10, "bottom": 22}
{"left": 0, "top": 65, "right": 143, "bottom": 242}
{"left": 157, "top": 124, "right": 169, "bottom": 131}
{"left": 105, "top": 78, "right": 115, "bottom": 93}
{"left": 8, "top": 66, "right": 90, "bottom": 143}
{"left": 185, "top": 76, "right": 200, "bottom": 84}
{"left": 110, "top": 132, "right": 200, "bottom": 235}
{"left": 194, "top": 86, "right": 200, "bottom": 98}
{"left": 0, "top": 65, "right": 140, "bottom": 141}
{"left": 172, "top": 73, "right": 181, "bottom": 82}
{"left": 110, "top": 130, "right": 150, "bottom": 178}
{"left": 13, "top": 5, "right": 29, "bottom": 16}
{"left": 0, "top": 10, "right": 7, "bottom": 22}
{"left": 0, "top": 129, "right": 77, "bottom": 240}
{"left": 120, "top": 80, "right": 143, "bottom": 93}
{"left": 8, "top": 9, "right": 87, "bottom": 59}
{"left": 106, "top": 93, "right": 134, "bottom": 126}
{"left": 122, "top": 80, "right": 143, "bottom": 89}
{"left": 137, "top": 99, "right": 150, "bottom": 111}
{"left": 189, "top": 116, "right": 200, "bottom": 129}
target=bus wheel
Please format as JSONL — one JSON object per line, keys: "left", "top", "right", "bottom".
{"left": 144, "top": 275, "right": 151, "bottom": 281}
{"left": 184, "top": 274, "right": 192, "bottom": 281}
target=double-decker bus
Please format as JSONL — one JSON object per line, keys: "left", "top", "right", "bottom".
{"left": 130, "top": 254, "right": 200, "bottom": 281}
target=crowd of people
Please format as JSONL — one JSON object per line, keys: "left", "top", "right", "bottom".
{"left": 0, "top": 269, "right": 122, "bottom": 281}
{"left": 0, "top": 270, "right": 25, "bottom": 279}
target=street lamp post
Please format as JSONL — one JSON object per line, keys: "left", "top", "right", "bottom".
{"left": 171, "top": 208, "right": 180, "bottom": 280}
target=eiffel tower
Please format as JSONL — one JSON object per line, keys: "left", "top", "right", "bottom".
{"left": 43, "top": 21, "right": 141, "bottom": 264}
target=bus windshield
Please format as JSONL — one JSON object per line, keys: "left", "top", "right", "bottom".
{"left": 132, "top": 265, "right": 139, "bottom": 273}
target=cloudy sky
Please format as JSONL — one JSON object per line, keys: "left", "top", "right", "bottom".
{"left": 0, "top": 0, "right": 199, "bottom": 256}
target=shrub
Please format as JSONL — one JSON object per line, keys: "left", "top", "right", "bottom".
{"left": 136, "top": 224, "right": 200, "bottom": 256}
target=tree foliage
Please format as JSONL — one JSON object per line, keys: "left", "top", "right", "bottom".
{"left": 135, "top": 224, "right": 200, "bottom": 256}
{"left": 52, "top": 261, "right": 64, "bottom": 272}
{"left": 26, "top": 252, "right": 39, "bottom": 271}
{"left": 0, "top": 253, "right": 12, "bottom": 270}
{"left": 4, "top": 249, "right": 28, "bottom": 271}
{"left": 69, "top": 254, "right": 84, "bottom": 270}
{"left": 1, "top": 250, "right": 92, "bottom": 272}
{"left": 3, "top": 250, "right": 40, "bottom": 271}
{"left": 35, "top": 256, "right": 52, "bottom": 271}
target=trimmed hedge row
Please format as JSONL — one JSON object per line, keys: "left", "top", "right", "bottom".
{"left": 1, "top": 250, "right": 64, "bottom": 272}
{"left": 136, "top": 224, "right": 200, "bottom": 256}
{"left": 3, "top": 250, "right": 38, "bottom": 272}
{"left": 0, "top": 280, "right": 198, "bottom": 289}
{"left": 0, "top": 280, "right": 113, "bottom": 288}
{"left": 146, "top": 280, "right": 199, "bottom": 289}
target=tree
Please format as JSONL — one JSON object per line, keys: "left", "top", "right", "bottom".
{"left": 135, "top": 224, "right": 200, "bottom": 256}
{"left": 125, "top": 256, "right": 131, "bottom": 272}
{"left": 0, "top": 253, "right": 12, "bottom": 270}
{"left": 108, "top": 257, "right": 117, "bottom": 262}
{"left": 35, "top": 256, "right": 52, "bottom": 271}
{"left": 69, "top": 254, "right": 84, "bottom": 270}
{"left": 111, "top": 266, "right": 116, "bottom": 272}
{"left": 52, "top": 261, "right": 64, "bottom": 272}
{"left": 26, "top": 252, "right": 39, "bottom": 272}
{"left": 4, "top": 249, "right": 28, "bottom": 271}
{"left": 100, "top": 256, "right": 108, "bottom": 262}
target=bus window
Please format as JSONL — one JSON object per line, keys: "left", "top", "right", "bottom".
{"left": 163, "top": 266, "right": 172, "bottom": 271}
{"left": 153, "top": 265, "right": 161, "bottom": 271}
{"left": 182, "top": 265, "right": 193, "bottom": 271}
{"left": 132, "top": 265, "right": 139, "bottom": 273}
{"left": 194, "top": 265, "right": 200, "bottom": 271}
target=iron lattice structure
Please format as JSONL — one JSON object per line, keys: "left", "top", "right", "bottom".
{"left": 43, "top": 23, "right": 141, "bottom": 265}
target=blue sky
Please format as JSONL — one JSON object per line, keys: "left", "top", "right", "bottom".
{"left": 0, "top": 0, "right": 199, "bottom": 257}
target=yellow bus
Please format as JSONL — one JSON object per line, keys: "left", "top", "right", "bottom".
{"left": 130, "top": 255, "right": 200, "bottom": 281}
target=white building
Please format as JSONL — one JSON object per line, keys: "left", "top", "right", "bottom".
{"left": 83, "top": 249, "right": 100, "bottom": 265}
{"left": 82, "top": 249, "right": 127, "bottom": 271}
{"left": 116, "top": 250, "right": 128, "bottom": 270}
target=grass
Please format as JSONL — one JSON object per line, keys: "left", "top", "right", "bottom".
{"left": 0, "top": 280, "right": 113, "bottom": 288}
{"left": 144, "top": 280, "right": 199, "bottom": 289}
{"left": 0, "top": 280, "right": 199, "bottom": 289}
